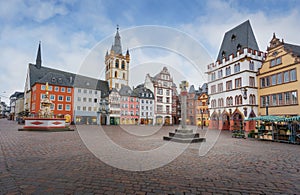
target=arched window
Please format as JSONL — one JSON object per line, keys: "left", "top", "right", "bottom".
{"left": 235, "top": 95, "right": 239, "bottom": 105}
{"left": 121, "top": 61, "right": 125, "bottom": 70}
{"left": 115, "top": 71, "right": 118, "bottom": 78}
{"left": 239, "top": 95, "right": 243, "bottom": 105}
{"left": 115, "top": 59, "right": 119, "bottom": 68}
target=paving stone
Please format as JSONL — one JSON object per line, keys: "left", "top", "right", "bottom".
{"left": 0, "top": 119, "right": 299, "bottom": 194}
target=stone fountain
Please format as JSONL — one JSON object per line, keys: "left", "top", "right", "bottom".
{"left": 20, "top": 82, "right": 70, "bottom": 131}
{"left": 163, "top": 81, "right": 206, "bottom": 143}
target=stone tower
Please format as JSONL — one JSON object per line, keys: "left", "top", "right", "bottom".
{"left": 105, "top": 26, "right": 130, "bottom": 90}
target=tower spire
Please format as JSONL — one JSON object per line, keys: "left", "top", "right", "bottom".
{"left": 36, "top": 41, "right": 42, "bottom": 69}
{"left": 112, "top": 25, "right": 122, "bottom": 55}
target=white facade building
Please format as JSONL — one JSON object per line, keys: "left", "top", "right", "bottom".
{"left": 144, "top": 67, "right": 173, "bottom": 125}
{"left": 207, "top": 20, "right": 265, "bottom": 131}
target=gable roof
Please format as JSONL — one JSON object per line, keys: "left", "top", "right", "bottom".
{"left": 216, "top": 20, "right": 259, "bottom": 62}
{"left": 28, "top": 63, "right": 109, "bottom": 94}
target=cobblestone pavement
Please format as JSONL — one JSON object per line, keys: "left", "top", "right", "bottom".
{"left": 0, "top": 119, "right": 299, "bottom": 194}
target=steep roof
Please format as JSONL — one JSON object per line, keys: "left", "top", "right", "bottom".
{"left": 111, "top": 27, "right": 122, "bottom": 55}
{"left": 119, "top": 85, "right": 132, "bottom": 96}
{"left": 133, "top": 85, "right": 154, "bottom": 99}
{"left": 28, "top": 64, "right": 109, "bottom": 94}
{"left": 216, "top": 20, "right": 259, "bottom": 62}
{"left": 284, "top": 43, "right": 300, "bottom": 57}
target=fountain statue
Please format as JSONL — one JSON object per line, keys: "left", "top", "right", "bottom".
{"left": 19, "top": 82, "right": 71, "bottom": 131}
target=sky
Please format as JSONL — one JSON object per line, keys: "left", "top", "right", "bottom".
{"left": 1, "top": 0, "right": 300, "bottom": 104}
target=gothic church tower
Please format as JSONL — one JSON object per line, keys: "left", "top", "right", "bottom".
{"left": 105, "top": 26, "right": 130, "bottom": 90}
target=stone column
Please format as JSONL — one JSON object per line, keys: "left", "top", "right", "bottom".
{"left": 179, "top": 81, "right": 189, "bottom": 129}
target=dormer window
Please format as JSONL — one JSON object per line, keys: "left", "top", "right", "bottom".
{"left": 231, "top": 34, "right": 236, "bottom": 41}
{"left": 52, "top": 77, "right": 56, "bottom": 82}
{"left": 58, "top": 78, "right": 63, "bottom": 83}
{"left": 222, "top": 51, "right": 226, "bottom": 58}
{"left": 237, "top": 44, "right": 241, "bottom": 50}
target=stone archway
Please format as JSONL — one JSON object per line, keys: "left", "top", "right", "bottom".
{"left": 230, "top": 109, "right": 244, "bottom": 131}
{"left": 208, "top": 111, "right": 219, "bottom": 130}
{"left": 220, "top": 111, "right": 230, "bottom": 130}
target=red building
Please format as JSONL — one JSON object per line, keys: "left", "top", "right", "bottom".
{"left": 119, "top": 85, "right": 139, "bottom": 125}
{"left": 30, "top": 83, "right": 74, "bottom": 120}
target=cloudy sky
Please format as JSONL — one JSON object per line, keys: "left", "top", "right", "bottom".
{"left": 1, "top": 0, "right": 300, "bottom": 104}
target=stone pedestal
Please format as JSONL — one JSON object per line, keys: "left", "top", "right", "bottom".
{"left": 163, "top": 128, "right": 205, "bottom": 143}
{"left": 163, "top": 81, "right": 205, "bottom": 143}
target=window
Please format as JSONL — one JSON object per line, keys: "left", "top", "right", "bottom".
{"left": 50, "top": 104, "right": 55, "bottom": 110}
{"left": 94, "top": 98, "right": 97, "bottom": 103}
{"left": 226, "top": 81, "right": 232, "bottom": 90}
{"left": 50, "top": 95, "right": 55, "bottom": 100}
{"left": 83, "top": 106, "right": 86, "bottom": 111}
{"left": 48, "top": 86, "right": 53, "bottom": 91}
{"left": 217, "top": 83, "right": 223, "bottom": 92}
{"left": 284, "top": 92, "right": 290, "bottom": 104}
{"left": 225, "top": 67, "right": 231, "bottom": 76}
{"left": 249, "top": 77, "right": 255, "bottom": 87}
{"left": 260, "top": 96, "right": 265, "bottom": 107}
{"left": 89, "top": 98, "right": 92, "bottom": 102}
{"left": 284, "top": 71, "right": 289, "bottom": 83}
{"left": 95, "top": 91, "right": 98, "bottom": 95}
{"left": 58, "top": 95, "right": 63, "bottom": 101}
{"left": 249, "top": 61, "right": 254, "bottom": 70}
{"left": 266, "top": 76, "right": 270, "bottom": 87}
{"left": 157, "top": 105, "right": 163, "bottom": 112}
{"left": 88, "top": 107, "right": 92, "bottom": 111}
{"left": 66, "top": 96, "right": 71, "bottom": 102}
{"left": 89, "top": 90, "right": 92, "bottom": 94}
{"left": 57, "top": 104, "right": 63, "bottom": 110}
{"left": 277, "top": 73, "right": 282, "bottom": 84}
{"left": 278, "top": 93, "right": 283, "bottom": 105}
{"left": 218, "top": 70, "right": 223, "bottom": 79}
{"left": 271, "top": 75, "right": 277, "bottom": 86}
{"left": 83, "top": 97, "right": 87, "bottom": 102}
{"left": 123, "top": 73, "right": 125, "bottom": 79}
{"left": 61, "top": 87, "right": 65, "bottom": 92}
{"left": 66, "top": 104, "right": 71, "bottom": 111}
{"left": 235, "top": 78, "right": 242, "bottom": 88}
{"left": 211, "top": 85, "right": 216, "bottom": 93}
{"left": 290, "top": 69, "right": 296, "bottom": 81}
{"left": 166, "top": 97, "right": 170, "bottom": 103}
{"left": 157, "top": 96, "right": 163, "bottom": 103}
{"left": 55, "top": 86, "right": 59, "bottom": 92}
{"left": 272, "top": 94, "right": 277, "bottom": 106}
{"left": 41, "top": 85, "right": 46, "bottom": 90}
{"left": 270, "top": 57, "right": 282, "bottom": 67}
{"left": 78, "top": 89, "right": 81, "bottom": 93}
{"left": 234, "top": 63, "right": 240, "bottom": 73}
{"left": 158, "top": 88, "right": 163, "bottom": 95}
{"left": 84, "top": 89, "right": 87, "bottom": 94}
{"left": 291, "top": 91, "right": 297, "bottom": 104}
{"left": 115, "top": 59, "right": 119, "bottom": 68}
{"left": 260, "top": 78, "right": 265, "bottom": 88}
{"left": 115, "top": 71, "right": 118, "bottom": 78}
{"left": 211, "top": 72, "right": 216, "bottom": 81}
{"left": 166, "top": 90, "right": 170, "bottom": 96}
{"left": 77, "top": 106, "right": 80, "bottom": 111}
{"left": 77, "top": 97, "right": 81, "bottom": 101}
{"left": 121, "top": 61, "right": 125, "bottom": 70}
{"left": 67, "top": 88, "right": 71, "bottom": 93}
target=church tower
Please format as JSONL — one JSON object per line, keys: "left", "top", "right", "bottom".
{"left": 105, "top": 26, "right": 130, "bottom": 90}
